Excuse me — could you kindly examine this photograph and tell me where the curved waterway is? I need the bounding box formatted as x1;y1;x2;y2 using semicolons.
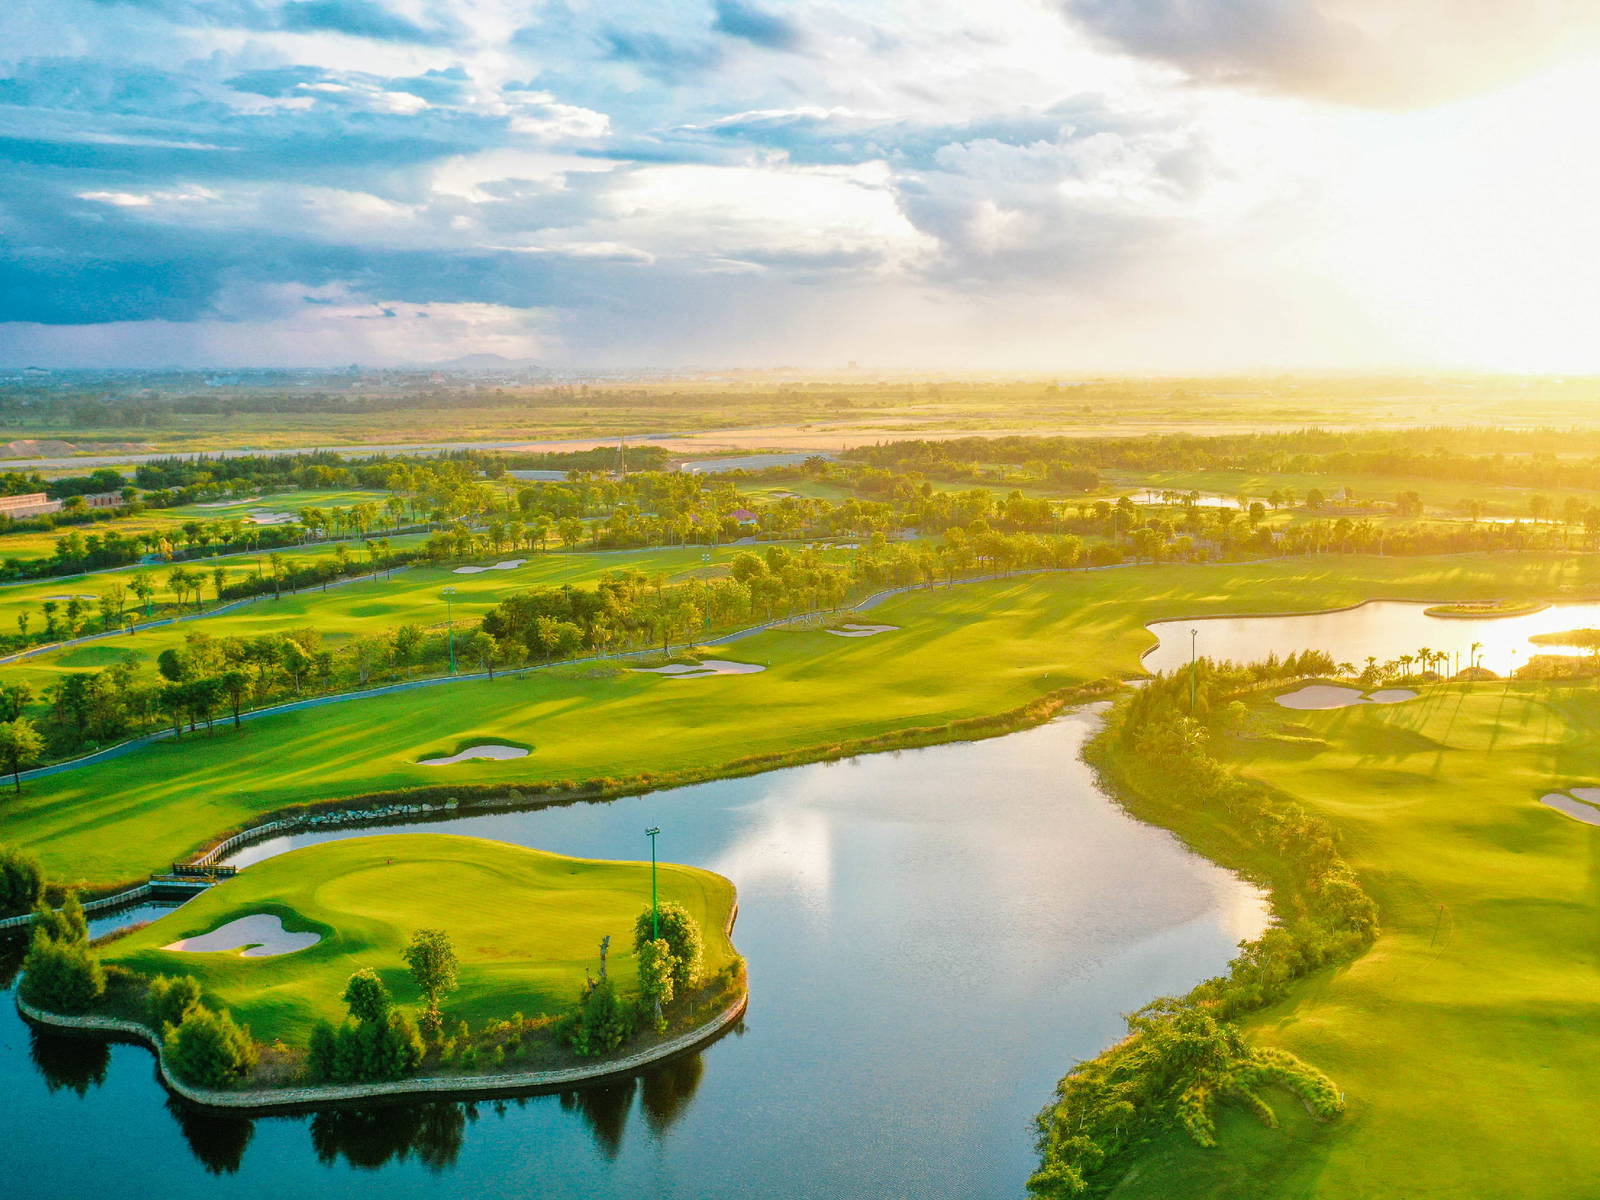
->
0;709;1266;1198
1146;599;1600;677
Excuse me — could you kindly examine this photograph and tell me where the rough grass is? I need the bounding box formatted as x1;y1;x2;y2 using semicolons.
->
1108;681;1600;1199
105;833;738;1044
14;551;1600;886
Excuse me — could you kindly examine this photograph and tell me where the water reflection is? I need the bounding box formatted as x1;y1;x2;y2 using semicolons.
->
640;1052;707;1137
29;1029;110;1096
1147;600;1600;676
169;1101;254;1174
560;1080;635;1159
309;1102;470;1171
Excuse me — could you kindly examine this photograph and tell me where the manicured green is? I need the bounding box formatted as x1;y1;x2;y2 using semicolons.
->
1109;681;1600;1199
14;551;1600;885
107;833;737;1043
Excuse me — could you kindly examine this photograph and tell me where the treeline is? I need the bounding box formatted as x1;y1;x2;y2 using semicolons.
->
845;430;1600;494
1030;658;1377;1197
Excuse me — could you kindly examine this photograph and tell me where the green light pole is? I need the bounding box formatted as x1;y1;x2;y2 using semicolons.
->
646;826;661;939
442;586;458;674
1190;628;1199;712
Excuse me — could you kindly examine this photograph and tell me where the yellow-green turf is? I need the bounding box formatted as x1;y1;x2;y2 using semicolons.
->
106;833;737;1044
1109;681;1600;1199
0;542;849;700
13;550;1600;886
0;489;397;565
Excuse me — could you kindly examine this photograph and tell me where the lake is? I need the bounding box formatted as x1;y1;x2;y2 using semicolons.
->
1146;599;1600;677
1;709;1265;1199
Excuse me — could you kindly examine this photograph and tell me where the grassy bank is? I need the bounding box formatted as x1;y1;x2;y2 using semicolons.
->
1106;681;1600;1198
105;833;739;1045
13;551;1600;885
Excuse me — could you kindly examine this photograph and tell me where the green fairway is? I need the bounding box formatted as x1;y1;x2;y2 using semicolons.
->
0;541;847;699
1109;682;1600;1199
14;551;1600;886
106;833;738;1044
0;488;399;565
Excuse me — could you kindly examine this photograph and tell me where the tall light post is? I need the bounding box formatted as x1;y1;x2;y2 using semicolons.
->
645;826;661;939
442;586;458;674
1190;628;1199;712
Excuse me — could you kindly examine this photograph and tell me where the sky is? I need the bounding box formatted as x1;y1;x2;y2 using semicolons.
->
2;0;1599;371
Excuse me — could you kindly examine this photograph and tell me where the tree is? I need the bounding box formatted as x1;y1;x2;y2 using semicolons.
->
0;843;43;915
636;938;676;1031
633;901;703;994
0;682;32;722
164;1005;257;1088
20;934;105;1014
0;718;44;794
402;928;459;1031
342;968;392;1026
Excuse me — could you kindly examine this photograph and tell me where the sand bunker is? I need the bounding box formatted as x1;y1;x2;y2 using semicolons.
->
163;913;320;957
419;743;530;766
452;559;527;574
1540;794;1600;826
246;510;295;525
632;659;766;679
195;497;260;508
1275;685;1419;710
44;593;97;600
826;623;898;638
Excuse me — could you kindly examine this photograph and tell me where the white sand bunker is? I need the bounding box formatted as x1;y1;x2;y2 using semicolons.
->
633;659;766;679
1275;685;1419;710
1540;793;1600;826
826;623;899;638
452;559;527;575
163;914;320;958
247;510;295;525
419;743;530;766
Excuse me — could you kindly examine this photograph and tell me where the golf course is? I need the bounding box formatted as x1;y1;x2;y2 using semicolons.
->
11;551;1600;886
1103;680;1600;1197
106;834;740;1044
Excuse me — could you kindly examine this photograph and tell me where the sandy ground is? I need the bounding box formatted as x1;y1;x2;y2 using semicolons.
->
163;913;321;957
825;623;898;638
419;744;530;765
1275;685;1419;710
632;659;765;678
452;559;527;575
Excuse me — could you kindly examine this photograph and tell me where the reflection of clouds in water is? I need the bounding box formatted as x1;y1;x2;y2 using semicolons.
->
706;796;834;921
1149;600;1600;676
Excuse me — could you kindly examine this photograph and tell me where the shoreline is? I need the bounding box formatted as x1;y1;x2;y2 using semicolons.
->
17;988;749;1114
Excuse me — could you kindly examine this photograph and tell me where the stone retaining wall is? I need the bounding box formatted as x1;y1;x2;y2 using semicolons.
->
17;988;748;1112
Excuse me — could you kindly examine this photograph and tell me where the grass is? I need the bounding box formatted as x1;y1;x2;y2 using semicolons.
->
0;542;835;701
1108;680;1600;1199
0;489;397;565
104;833;738;1044
16;551;1600;886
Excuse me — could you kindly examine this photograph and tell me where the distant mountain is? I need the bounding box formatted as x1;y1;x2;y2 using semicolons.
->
421;353;547;371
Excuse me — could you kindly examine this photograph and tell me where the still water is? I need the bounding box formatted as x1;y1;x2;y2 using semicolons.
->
1;710;1265;1199
1146;600;1600;677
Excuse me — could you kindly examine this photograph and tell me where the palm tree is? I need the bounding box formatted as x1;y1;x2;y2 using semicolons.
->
1470;641;1484;670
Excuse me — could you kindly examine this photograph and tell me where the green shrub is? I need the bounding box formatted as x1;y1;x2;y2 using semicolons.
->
0;844;43;916
164;1005;257;1089
558;978;637;1057
19;933;105;1014
147;974;204;1030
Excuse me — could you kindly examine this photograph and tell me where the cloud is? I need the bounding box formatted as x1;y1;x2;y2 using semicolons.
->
278;0;445;42
711;0;806;51
1058;0;1600;109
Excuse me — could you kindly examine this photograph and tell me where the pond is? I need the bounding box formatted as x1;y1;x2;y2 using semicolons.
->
1145;600;1600;677
1;709;1266;1199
